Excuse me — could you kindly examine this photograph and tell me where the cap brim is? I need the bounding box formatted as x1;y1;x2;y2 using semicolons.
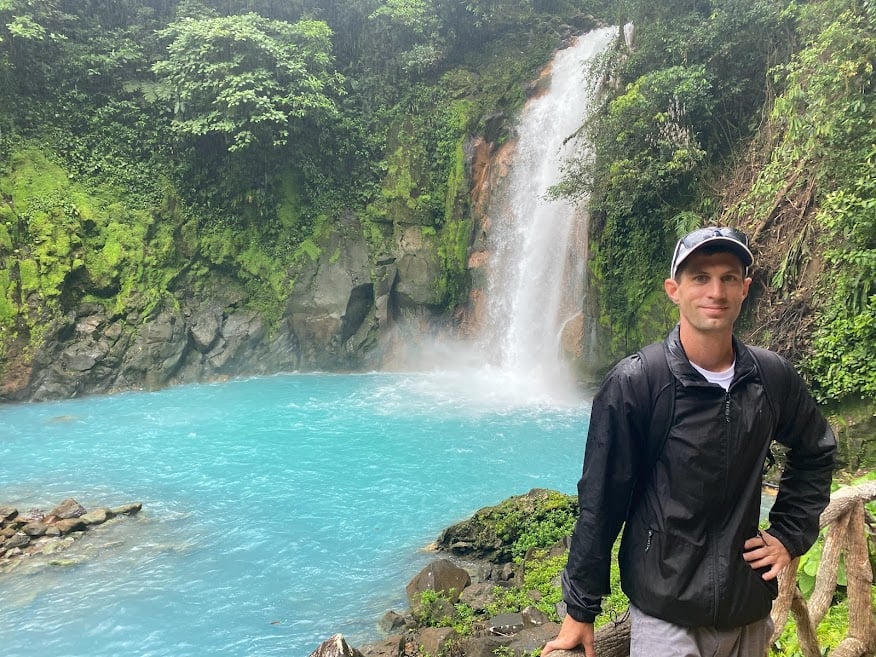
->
671;236;754;278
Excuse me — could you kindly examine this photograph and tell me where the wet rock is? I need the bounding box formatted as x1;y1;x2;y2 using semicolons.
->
287;212;374;370
22;521;48;536
378;611;407;633
52;517;87;534
34;536;70;556
393;226;442;309
189;310;221;352
437;489;577;563
111;502;142;516
459;635;513;657
48;498;86;520
80;508;112;525
4;532;30;550
489;612;524;636
508;623;564;652
0;506;19;523
521;605;549;627
308;634;364;657
1;499;142;569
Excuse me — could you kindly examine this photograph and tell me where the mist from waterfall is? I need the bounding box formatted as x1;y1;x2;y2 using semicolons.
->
475;27;616;394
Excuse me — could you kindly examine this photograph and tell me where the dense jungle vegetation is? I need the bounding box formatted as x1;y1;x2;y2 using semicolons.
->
0;0;873;414
561;0;876;415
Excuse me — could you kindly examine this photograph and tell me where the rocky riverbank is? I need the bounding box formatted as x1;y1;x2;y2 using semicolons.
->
307;489;614;657
0;498;142;572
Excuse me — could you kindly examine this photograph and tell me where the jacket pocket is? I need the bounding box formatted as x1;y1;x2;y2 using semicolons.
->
619;524;714;626
719;552;778;627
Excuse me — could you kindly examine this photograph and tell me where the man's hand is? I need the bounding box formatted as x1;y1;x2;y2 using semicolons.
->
542;614;595;657
743;529;791;581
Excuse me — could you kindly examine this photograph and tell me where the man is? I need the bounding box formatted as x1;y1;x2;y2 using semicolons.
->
543;227;836;657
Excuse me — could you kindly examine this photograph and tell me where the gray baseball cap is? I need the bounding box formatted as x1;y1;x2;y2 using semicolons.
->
670;227;753;279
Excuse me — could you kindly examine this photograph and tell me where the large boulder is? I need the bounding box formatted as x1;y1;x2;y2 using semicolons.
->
405;558;472;608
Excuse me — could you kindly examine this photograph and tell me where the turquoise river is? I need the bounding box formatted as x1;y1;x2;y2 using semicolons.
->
0;371;591;657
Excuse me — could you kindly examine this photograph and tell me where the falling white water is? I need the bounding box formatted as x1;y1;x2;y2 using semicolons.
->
384;28;616;407
478;27;617;389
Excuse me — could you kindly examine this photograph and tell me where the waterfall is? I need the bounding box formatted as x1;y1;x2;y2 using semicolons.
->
476;27;616;390
382;28;617;407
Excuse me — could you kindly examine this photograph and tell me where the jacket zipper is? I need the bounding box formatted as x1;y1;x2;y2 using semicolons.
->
713;390;733;623
645;529;652;552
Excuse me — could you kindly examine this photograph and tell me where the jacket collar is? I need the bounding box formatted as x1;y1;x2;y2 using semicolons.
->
664;324;758;387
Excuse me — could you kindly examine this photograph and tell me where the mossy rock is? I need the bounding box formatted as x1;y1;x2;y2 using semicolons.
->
435;488;576;563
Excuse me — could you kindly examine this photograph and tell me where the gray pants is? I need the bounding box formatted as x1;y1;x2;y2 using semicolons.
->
629;606;774;657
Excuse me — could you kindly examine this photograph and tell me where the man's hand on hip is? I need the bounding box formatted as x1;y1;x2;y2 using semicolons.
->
743;529;791;581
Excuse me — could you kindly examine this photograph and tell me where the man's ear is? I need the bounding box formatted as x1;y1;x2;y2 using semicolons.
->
742;276;752;300
664;277;680;304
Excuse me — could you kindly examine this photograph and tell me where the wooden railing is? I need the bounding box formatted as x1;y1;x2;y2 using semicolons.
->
584;482;876;657
769;481;876;657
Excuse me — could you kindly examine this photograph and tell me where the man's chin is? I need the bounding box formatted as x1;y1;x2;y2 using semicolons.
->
691;318;734;333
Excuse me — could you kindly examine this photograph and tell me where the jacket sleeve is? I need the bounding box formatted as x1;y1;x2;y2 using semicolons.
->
767;358;836;558
562;356;647;623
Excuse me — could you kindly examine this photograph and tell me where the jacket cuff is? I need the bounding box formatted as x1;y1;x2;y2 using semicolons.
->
561;569;602;624
766;526;802;558
565;603;599;624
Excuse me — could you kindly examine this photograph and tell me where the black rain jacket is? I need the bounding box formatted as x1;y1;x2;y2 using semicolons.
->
562;325;836;629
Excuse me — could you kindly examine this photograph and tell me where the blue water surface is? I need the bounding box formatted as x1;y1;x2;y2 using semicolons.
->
0;371;591;657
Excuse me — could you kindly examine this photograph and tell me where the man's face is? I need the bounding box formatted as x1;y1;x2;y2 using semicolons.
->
664;250;751;335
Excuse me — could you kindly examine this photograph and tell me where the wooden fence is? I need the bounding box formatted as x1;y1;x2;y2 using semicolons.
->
769;481;876;657
586;482;876;657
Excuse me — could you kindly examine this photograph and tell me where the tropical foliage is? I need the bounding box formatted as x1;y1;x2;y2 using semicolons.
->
554;0;876;406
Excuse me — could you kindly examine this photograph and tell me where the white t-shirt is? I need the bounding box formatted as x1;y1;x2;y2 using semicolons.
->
691;360;735;390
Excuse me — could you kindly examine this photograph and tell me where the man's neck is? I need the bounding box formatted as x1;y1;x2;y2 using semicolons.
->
678;325;735;372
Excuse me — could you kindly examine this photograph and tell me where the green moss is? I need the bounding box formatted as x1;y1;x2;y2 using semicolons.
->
0;221;12;250
0;145;191;359
380;125;433;225
0;268;15;328
276;175;303;231
443;138;468;225
435;217;472;308
296;238;321;262
200;225;241;266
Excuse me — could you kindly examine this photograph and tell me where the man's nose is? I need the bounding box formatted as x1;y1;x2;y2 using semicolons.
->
707;279;726;298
